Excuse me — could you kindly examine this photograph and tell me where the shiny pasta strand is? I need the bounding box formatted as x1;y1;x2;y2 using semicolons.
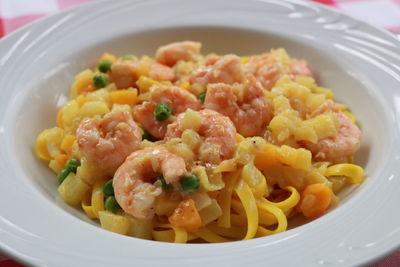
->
256;199;288;236
234;179;259;240
193;227;230;243
217;171;240;228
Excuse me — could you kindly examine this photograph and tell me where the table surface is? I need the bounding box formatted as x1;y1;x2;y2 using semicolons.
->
0;0;399;266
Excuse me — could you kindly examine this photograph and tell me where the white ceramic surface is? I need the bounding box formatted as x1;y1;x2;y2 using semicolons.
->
0;0;400;266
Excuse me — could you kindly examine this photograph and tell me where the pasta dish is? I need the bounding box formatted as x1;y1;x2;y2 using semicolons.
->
35;41;363;243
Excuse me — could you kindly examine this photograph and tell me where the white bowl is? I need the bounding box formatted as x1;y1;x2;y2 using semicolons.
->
1;0;400;266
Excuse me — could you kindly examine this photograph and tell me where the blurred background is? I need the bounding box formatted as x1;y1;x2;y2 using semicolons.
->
0;0;399;37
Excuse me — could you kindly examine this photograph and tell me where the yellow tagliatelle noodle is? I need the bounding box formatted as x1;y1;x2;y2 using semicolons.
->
155;224;188;243
194;227;230;243
234;179;259;240
263;186;300;210
325;163;364;184
35;44;365;243
217;171;240;228
256;199;288;236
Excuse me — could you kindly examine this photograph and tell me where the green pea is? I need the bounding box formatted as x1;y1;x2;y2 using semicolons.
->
154;103;172;121
57;169;71;184
142;128;153;141
198;92;206;103
97;60;113;73
102;179;114;196
121;55;136;61
93;73;109;89
104;196;121;212
156;175;171;191
180;173;200;192
65;158;80;173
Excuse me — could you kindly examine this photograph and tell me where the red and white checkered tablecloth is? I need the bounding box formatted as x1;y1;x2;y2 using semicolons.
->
0;0;399;37
0;0;399;266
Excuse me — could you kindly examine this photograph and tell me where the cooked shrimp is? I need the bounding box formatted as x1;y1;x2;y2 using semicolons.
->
113;146;187;219
204;74;273;137
165;109;236;164
189;54;245;86
155;41;201;67
243;53;312;90
133;85;200;139
302;100;361;160
76;109;143;172
110;60;174;89
148;62;175;82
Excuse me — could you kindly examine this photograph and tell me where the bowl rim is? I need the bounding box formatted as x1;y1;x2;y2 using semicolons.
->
0;0;400;266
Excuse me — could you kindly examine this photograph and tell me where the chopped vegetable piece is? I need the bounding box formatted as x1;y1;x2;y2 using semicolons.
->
65;158;80;173
168;198;202;231
110;89;138;106
299;183;332;219
102;179;114;196
93;73;109;89
156;175;171;191
105;196;121;212
198;92;206;103
97;60;113;73
154;103;172;121
57;169;71;184
180;174;199;192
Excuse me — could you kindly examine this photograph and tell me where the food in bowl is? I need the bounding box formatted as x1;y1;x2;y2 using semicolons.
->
35;41;363;243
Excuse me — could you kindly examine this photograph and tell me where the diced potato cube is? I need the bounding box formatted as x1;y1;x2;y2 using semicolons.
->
99;211;131;235
308;113;339;139
293;125;318;143
191;192;212;211
181;129;201;150
155;193;180;216
190;83;205;96
166;140;195;165
283;82;310;102
295;75;315;89
179;109;202;132
198;199;222;225
136;76;162;93
270;48;290;65
70;69;94;98
79;101;110;118
62;100;80;132
58;172;90;206
277;145;311;171
306;93;326;111
274;75;292;88
273;95;292;114
76;157;104;186
315;86;334;99
87;88;110;103
49;159;64;173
